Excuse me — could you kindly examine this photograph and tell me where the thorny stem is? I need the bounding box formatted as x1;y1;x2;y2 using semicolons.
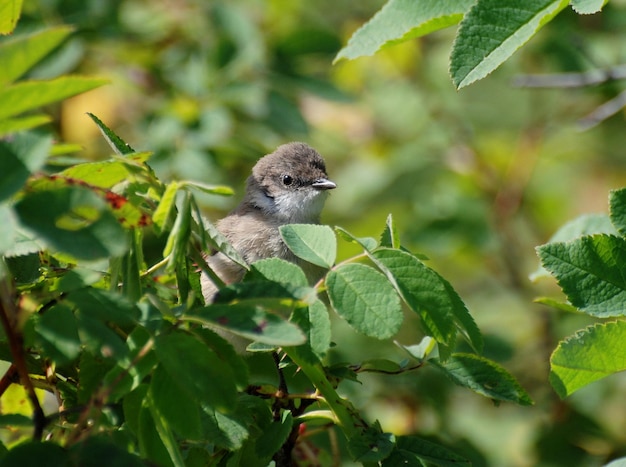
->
0;276;46;440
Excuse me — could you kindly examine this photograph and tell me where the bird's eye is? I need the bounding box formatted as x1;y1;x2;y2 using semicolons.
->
282;175;293;186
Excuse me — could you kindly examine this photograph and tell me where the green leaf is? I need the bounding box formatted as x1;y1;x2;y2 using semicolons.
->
538;234;626;317
371;248;483;353
380;213;400;249
335;226;378;251
334;0;473;62
246;258;308;287
180;180;234;196
0;26;74;86
530;213;616;281
152;182;178;234
35;303;81;366
197;215;248;270
0;0;22;35
571;0;608;14
104;327;158;402
186;304;306;346
450;0;569;89
0;441;69;467
326;263;403;339
0;77;109;121
76;313;128;360
610;188;626;237
154;330;238;411
67;288;140;328
86;112;134;155
0;204;17;255
59;160;133;189
280;224;336;268
0;115;52;136
15;186;129;260
431;353;533;405
288;299;332;362
69;436;145;467
201;403;250;450
255;411;293;458
138;402;175;467
383;436;470;467
0;132;52;202
214;280;314;307
550;321;626;398
149;365;202;440
347;427;395;462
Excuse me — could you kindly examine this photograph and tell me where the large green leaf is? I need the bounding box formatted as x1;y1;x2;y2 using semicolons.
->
371;248;482;353
335;0;474;62
0;76;109;121
154;330;238;411
0;132;52;202
538;234;626;317
550;321;626;398
0;26;74;86
280;224;336;268
609;188;626;237
431;353;533;405
35;303;81;366
450;0;569;89
15;186;129;260
0;115;52;137
326;263;403;339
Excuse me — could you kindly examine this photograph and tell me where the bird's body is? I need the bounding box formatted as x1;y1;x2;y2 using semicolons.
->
201;142;335;303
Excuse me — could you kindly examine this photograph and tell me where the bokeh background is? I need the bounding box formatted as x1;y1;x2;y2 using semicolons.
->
14;0;626;465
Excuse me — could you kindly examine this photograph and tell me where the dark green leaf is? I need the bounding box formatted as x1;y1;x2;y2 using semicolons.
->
67;288;140;327
35;303;81;366
149;365;202;440
288;299;331;362
348;427;395;462
0;441;70;467
538;234;626;317
380;214;400;249
69;436;145;467
255;411;293;458
280;224;336;268
138;403;173;467
187;304;306;346
326;263;403;339
201;403;249;450
431;353;533;405
154;330;237;411
15;187;129;260
0;132;51;202
383;436;470;467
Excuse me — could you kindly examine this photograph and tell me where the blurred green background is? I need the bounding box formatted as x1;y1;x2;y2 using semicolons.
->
13;0;626;465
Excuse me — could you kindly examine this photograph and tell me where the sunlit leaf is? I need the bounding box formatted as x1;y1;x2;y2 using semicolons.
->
334;0;473;62
550;321;626;398
450;0;569;89
0;77;109;120
0;26;73;86
538;234;626;317
570;0;608;14
280;224;336;268
0;0;22;35
87;112;134;155
326;263;403;339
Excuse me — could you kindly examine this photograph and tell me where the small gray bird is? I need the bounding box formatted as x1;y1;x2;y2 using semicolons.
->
201;142;336;303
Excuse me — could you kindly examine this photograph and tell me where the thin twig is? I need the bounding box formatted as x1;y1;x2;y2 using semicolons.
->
513;64;626;88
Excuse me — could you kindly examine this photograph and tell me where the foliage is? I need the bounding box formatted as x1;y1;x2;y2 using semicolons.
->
336;0;608;89
536;188;626;398
0;9;534;467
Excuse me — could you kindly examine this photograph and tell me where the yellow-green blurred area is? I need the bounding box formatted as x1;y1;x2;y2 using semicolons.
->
13;0;626;465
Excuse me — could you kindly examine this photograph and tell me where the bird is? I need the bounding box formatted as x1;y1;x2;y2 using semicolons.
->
201;142;336;303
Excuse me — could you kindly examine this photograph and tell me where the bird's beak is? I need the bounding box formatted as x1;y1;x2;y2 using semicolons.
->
312;178;337;190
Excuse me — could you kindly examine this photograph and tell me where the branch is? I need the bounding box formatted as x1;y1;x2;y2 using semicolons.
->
513;64;626;88
577;90;626;131
0;275;46;440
